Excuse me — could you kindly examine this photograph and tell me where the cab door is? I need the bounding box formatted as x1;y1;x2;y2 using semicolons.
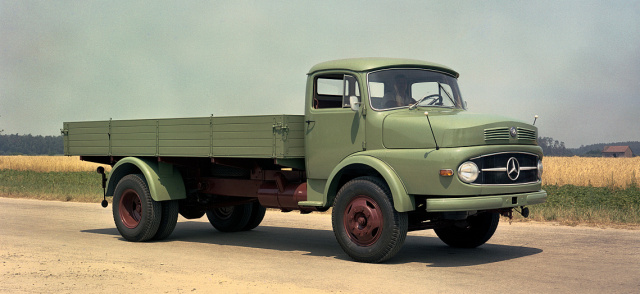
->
304;72;365;179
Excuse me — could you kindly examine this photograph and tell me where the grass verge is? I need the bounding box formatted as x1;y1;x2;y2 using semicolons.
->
508;184;640;227
2;170;639;228
0;170;104;202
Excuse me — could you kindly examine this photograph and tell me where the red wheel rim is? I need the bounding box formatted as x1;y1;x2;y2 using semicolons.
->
343;195;384;246
119;188;142;229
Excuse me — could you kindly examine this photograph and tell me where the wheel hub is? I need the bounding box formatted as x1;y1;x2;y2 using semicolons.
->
119;189;142;229
343;195;383;246
357;215;367;227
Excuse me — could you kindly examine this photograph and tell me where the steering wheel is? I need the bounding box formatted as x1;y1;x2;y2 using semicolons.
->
421;94;442;106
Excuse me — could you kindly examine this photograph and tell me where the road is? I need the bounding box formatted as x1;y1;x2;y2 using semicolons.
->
1;197;639;293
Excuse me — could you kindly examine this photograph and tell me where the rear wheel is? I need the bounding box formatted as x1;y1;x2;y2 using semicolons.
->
152;200;179;240
242;202;266;231
434;212;500;248
206;203;253;232
113;174;161;242
178;204;206;219
332;176;408;263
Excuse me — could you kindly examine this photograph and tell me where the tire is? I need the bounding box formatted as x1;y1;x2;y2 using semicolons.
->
178;204;206;219
331;176;408;263
206;203;253;232
434;212;500;248
112;174;162;242
152;200;179;240
241;202;266;231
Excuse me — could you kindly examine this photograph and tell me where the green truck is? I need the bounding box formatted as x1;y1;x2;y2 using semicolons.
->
63;58;546;263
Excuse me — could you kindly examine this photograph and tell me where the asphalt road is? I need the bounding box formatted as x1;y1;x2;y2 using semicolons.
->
1;197;639;293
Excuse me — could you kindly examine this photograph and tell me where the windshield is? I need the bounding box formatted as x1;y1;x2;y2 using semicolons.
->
367;69;465;111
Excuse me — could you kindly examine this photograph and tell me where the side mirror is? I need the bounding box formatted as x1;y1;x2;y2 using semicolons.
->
350;96;360;111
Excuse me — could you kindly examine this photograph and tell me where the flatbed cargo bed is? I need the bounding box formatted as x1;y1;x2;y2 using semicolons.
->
63;114;305;159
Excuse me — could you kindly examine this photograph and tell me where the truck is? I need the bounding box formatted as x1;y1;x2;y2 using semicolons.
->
62;58;546;263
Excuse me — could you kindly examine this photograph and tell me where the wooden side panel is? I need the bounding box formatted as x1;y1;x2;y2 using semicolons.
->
64;121;110;156
274;115;305;158
212;115;277;157
63;115;306;159
158;117;211;157
110;120;156;156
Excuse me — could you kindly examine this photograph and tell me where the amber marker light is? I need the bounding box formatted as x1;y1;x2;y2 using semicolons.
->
440;169;454;177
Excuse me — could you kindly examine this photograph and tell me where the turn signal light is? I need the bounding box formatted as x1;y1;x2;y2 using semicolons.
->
439;169;454;177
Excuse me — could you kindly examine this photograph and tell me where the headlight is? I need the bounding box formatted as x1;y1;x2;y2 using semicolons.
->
458;161;479;183
537;159;543;180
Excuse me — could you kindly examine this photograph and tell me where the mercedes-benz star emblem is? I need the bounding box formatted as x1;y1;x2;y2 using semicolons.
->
510;127;517;138
507;157;520;181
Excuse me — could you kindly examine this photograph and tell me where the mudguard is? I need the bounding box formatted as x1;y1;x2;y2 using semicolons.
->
325;154;415;212
105;157;186;201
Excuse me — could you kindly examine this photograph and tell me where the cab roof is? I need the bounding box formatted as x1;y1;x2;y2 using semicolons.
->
308;57;459;78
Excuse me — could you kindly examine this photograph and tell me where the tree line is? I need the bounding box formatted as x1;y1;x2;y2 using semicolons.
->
538;137;639;157
0;134;64;155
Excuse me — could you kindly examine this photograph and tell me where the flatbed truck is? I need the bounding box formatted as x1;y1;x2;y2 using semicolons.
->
63;58;546;262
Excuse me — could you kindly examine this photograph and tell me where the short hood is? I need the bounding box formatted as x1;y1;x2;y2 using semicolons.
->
382;110;538;149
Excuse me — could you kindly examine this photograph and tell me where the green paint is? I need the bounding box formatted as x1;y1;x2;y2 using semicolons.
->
65;58;545;213
105;157;186;201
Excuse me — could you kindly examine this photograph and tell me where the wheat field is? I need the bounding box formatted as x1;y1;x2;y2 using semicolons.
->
1;155;639;187
0;156;110;172
542;157;640;188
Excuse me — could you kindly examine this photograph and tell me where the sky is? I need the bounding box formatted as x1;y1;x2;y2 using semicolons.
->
1;0;639;148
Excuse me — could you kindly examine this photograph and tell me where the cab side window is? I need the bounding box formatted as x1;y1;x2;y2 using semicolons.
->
314;74;360;109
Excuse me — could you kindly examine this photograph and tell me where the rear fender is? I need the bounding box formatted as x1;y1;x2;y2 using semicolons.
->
106;157;186;201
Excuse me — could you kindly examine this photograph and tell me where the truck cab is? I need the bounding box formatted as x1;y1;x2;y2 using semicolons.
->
304;58;544;210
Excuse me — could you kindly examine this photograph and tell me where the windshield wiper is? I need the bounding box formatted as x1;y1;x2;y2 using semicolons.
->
438;83;456;106
409;95;429;110
409;82;456;110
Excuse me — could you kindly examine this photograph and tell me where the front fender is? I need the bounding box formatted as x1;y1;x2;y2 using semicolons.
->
325;154;415;212
106;157;186;201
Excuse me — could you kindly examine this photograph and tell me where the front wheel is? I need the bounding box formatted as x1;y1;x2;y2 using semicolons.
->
434;212;500;248
112;174;162;242
331;176;408;263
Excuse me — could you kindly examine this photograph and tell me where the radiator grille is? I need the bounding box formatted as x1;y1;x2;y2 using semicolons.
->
469;152;540;185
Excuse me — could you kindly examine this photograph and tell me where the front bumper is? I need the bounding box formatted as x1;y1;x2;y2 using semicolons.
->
425;190;547;212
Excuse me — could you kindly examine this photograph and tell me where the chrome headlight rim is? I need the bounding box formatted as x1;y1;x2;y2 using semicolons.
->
537;159;543;180
458;161;479;183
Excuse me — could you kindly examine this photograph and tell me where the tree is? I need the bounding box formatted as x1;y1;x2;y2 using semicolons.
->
537;136;572;156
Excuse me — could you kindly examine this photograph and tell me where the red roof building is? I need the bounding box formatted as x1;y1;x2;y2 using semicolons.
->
602;146;633;158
